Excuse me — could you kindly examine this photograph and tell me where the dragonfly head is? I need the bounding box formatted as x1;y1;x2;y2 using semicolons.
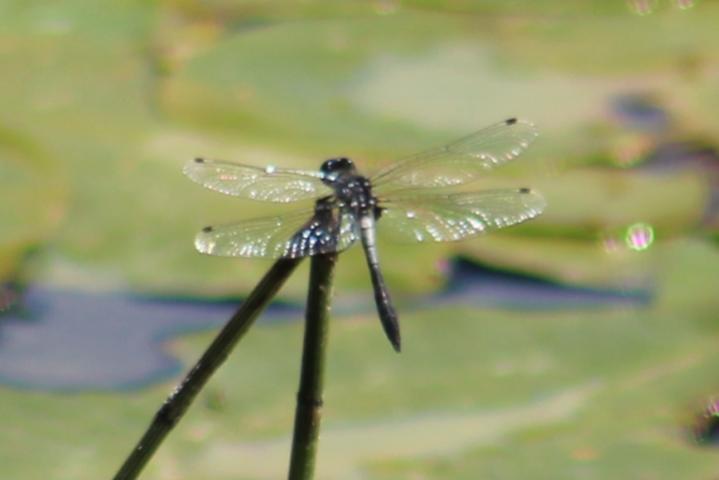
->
320;157;356;182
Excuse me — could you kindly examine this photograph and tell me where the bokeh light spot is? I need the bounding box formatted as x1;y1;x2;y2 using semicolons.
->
611;135;653;168
693;396;719;445
602;234;622;254
625;223;655;251
373;0;398;15
628;0;658;15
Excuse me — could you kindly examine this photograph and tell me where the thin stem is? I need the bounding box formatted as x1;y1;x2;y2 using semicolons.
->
114;257;303;480
287;253;337;480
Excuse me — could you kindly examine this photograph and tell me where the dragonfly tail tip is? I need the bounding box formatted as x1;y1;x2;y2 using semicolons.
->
390;335;402;353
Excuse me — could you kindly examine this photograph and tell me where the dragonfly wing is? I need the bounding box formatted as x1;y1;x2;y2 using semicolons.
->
371;119;538;195
195;206;359;258
184;158;331;202
378;188;546;243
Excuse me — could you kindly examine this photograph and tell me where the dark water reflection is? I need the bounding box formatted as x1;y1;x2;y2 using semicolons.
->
0;260;650;392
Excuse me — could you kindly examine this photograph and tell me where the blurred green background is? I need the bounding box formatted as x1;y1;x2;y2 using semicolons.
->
2;0;719;478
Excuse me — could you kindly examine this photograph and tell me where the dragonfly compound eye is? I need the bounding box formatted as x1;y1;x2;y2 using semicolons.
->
320;157;355;176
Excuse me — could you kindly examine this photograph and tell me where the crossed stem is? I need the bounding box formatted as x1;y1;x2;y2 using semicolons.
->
113;255;335;480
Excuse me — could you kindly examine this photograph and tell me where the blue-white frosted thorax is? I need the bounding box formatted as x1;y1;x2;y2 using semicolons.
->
320;157;377;213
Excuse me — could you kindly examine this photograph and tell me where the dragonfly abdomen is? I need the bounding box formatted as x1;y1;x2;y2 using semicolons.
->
358;214;401;352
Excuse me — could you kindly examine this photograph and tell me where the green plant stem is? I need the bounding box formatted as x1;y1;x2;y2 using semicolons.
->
287;253;337;480
113;257;303;480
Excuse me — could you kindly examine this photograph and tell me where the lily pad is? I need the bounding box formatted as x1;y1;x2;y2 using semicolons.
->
0;127;66;281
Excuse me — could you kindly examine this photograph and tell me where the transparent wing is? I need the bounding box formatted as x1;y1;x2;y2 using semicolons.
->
371;119;538;195
183;158;331;203
378;188;546;243
194;206;359;258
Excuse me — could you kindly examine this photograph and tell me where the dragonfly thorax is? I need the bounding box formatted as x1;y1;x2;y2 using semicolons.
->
321;157;377;213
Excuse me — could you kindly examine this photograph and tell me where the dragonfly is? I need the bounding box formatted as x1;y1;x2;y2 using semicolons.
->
184;118;546;352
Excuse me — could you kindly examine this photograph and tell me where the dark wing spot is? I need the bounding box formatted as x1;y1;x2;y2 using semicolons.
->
519;187;531;194
194;157;205;163
505;117;518;125
202;226;213;233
